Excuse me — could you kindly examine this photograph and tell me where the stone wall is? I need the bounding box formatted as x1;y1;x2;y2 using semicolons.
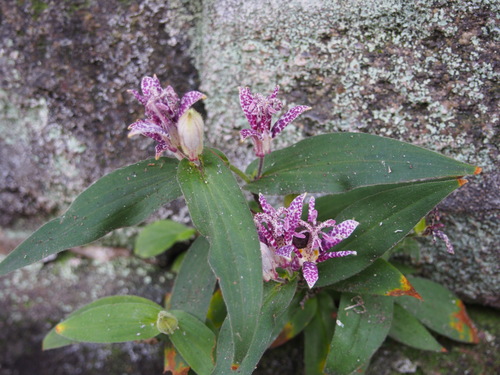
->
0;0;498;305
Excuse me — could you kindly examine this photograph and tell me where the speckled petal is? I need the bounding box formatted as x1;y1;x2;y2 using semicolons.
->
286;194;306;228
141;76;162;97
433;230;455;254
317;250;357;263
323;219;359;248
129;89;148;106
271;105;311;137
258;194;276;216
302;261;319;289
240;128;261;140
239;87;257;128
154;141;171;159
308;196;318;225
178;91;206;119
128;120;167;137
267;85;280;100
276;245;295;259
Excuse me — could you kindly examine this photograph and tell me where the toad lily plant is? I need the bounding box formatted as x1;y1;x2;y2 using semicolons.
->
0;76;481;375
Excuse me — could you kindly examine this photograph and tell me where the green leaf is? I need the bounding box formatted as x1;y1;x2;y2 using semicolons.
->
325;293;393;375
170;236;217;321
395;277;479;343
134;220;196;258
169;310;216;375
245;133;477;195
330;258;422;299
177;149;263;365
43;295;162;350
315;179;462;287
389;303;445;352
54;296;163;343
211;280;298;375
304;292;336;375
272;292;318;348
206;289;227;331
237;280;298;373
0;158;181;276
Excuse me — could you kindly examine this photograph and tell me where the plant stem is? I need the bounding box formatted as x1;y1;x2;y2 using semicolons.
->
229;163;251;184
256;156;265;180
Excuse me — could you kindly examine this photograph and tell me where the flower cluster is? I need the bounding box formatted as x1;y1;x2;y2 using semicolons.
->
128;75;206;162
254;194;359;288
239;86;310;157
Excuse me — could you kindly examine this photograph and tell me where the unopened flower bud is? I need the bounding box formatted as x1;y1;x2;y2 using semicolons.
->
156;310;178;335
178;109;204;162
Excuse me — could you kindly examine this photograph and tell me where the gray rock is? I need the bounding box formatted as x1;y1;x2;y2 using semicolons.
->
0;0;498;372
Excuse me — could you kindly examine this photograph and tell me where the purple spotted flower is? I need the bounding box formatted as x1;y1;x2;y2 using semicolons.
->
424;210;454;254
128;75;206;160
239;86;311;157
254;194;359;288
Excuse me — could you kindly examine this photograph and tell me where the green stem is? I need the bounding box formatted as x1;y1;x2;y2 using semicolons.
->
256;156;265;180
229;163;251;184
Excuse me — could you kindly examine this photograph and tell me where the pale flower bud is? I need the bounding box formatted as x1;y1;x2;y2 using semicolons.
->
178;109;204;162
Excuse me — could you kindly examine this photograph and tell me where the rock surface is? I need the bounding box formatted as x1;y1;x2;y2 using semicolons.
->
0;0;498;373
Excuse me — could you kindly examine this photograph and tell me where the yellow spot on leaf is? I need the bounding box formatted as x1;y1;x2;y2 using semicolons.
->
474;167;482;175
54;324;66;334
449;300;479;343
164;346;190;375
385;275;423;300
457;178;468;187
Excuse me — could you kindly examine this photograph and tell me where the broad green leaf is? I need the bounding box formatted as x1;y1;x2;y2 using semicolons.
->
164;341;190;375
43;295;161;350
245;133;478;194
330;258;422;299
304;292;336;375
211;318;234;375
206;289;227;331
0;158;181;276
325;293;393;375
315;179;462;287
314;181;417;220
54;296;163;343
169;310;216;375
211;280;298;375
382;237;422;261
170;236;217;321
395;277;479;343
134;220;196;258
237;280;298;374
272;292;318;348
389;303;445;352
177;149;263;365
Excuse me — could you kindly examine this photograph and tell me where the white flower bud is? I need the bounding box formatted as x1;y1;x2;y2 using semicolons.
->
178;109;204;162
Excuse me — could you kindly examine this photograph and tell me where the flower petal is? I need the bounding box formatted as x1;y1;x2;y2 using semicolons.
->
141;75;162;97
128;120;167;137
258;193;276;216
271;105;311;137
240;128;261;140
308;196;318;225
323;219;359;249
317;250;357;263
267;85;280;100
239;87;257;128
302;261;319;288
178;91;206;119
276;245;295;259
433;230;455;254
